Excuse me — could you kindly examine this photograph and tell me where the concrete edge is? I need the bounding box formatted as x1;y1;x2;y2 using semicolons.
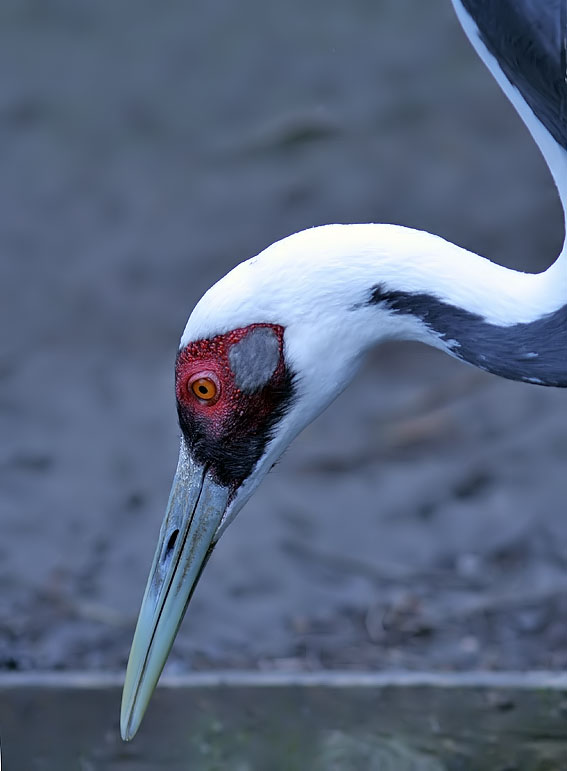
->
1;670;567;690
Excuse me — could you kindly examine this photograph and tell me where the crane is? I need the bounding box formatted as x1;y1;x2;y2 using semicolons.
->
121;0;567;740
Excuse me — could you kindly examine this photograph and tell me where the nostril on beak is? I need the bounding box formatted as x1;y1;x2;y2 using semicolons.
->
162;529;179;562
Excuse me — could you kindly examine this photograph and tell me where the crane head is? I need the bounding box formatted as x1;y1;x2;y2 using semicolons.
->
120;322;303;739
120;223;429;740
176;323;294;494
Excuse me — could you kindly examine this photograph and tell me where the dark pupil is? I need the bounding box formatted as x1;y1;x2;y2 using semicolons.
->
198;385;208;394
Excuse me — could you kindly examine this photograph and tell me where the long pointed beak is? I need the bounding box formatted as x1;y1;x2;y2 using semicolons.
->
120;440;230;741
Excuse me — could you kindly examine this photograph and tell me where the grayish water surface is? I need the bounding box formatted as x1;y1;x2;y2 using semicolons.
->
3;673;567;770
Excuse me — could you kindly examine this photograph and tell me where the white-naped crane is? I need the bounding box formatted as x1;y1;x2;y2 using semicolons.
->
121;0;567;740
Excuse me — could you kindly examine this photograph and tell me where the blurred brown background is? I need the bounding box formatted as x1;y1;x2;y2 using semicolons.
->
1;0;565;675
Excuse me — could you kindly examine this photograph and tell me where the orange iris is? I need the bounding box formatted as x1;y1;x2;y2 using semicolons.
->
190;377;218;402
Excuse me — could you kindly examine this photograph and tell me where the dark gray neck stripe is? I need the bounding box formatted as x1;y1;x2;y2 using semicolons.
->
459;0;567;151
369;284;567;387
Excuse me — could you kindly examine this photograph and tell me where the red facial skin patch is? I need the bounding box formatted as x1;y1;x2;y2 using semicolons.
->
175;324;294;488
176;324;285;435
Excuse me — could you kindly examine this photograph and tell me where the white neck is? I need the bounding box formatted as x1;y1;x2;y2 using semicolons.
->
186;222;564;335
183;223;567;390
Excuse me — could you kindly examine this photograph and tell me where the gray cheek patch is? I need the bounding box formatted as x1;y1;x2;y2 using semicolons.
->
228;327;280;392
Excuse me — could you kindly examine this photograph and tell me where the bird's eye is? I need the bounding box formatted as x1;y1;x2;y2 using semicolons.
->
189;376;218;403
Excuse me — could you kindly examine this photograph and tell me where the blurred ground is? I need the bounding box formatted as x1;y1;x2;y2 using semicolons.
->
0;0;566;676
